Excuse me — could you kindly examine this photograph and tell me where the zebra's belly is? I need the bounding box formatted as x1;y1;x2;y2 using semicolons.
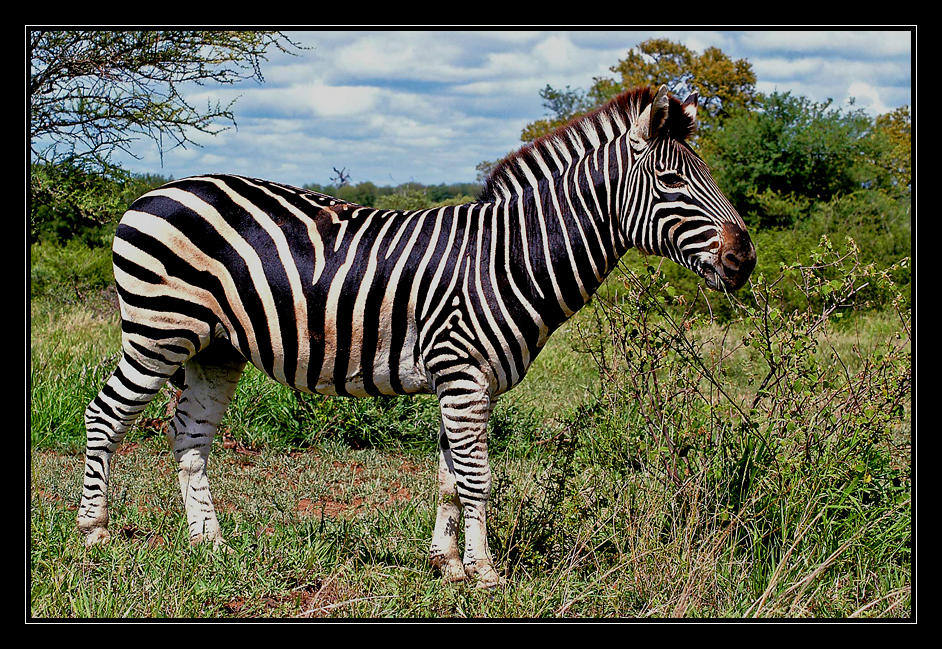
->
226;319;432;398
306;345;432;398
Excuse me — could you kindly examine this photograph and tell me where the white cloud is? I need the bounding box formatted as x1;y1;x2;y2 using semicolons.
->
106;29;911;188
532;34;584;69
846;81;891;115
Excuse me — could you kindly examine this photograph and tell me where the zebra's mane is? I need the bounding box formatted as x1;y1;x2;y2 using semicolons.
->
479;86;697;202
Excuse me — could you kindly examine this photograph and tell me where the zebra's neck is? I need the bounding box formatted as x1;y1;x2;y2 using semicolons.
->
478;134;632;335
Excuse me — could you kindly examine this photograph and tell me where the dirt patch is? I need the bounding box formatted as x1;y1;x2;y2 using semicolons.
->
213;499;237;514
385;481;412;506
115;441;140;456
222;596;248;615
332;459;365;475
396;459;423;475
136;418;169;438
221;433;260;456
32;486;77;510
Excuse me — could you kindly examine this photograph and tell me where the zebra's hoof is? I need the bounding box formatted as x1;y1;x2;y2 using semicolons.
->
189;533;231;552
466;562;505;589
442;559;469;583
431;552;467;583
474;573;505;590
83;527;111;548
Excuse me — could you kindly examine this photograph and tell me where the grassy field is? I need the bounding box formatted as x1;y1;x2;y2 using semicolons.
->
29;238;912;619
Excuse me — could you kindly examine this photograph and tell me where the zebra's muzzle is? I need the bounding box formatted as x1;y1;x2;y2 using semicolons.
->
712;222;756;291
695;222;756;292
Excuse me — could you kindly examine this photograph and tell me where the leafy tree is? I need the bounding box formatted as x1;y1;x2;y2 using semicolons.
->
373;186;434;211
302;180;480;209
593;39;757;126
520;38;757;142
30;163;171;245
475;159;499;185
700;92;877;228
519;85;593;142
868;105;911;197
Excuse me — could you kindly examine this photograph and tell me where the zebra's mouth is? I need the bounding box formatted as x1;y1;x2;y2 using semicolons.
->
702;267;725;291
691;257;729;292
693;242;755;292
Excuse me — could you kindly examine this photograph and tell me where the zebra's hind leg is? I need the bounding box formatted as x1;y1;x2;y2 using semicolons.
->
168;343;245;548
434;385;503;588
429;422;466;583
78;350;181;547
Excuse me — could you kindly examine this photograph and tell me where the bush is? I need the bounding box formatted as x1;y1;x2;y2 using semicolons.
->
30;239;114;302
219;368;441;452
597;188;910;325
30;163;171;245
701;92;881;228
487;240;910;614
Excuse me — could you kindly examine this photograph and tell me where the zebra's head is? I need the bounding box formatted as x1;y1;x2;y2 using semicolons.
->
623;85;756;291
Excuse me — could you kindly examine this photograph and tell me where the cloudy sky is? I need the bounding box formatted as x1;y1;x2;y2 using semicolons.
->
110;29;913;189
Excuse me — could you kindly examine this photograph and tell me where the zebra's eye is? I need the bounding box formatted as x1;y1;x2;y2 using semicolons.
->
658;172;686;189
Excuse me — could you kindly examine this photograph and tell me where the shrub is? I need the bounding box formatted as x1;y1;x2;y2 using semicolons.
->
30;163;171;245
30;239;114;302
220;369;441;452
701;92;877;228
487;238;910;615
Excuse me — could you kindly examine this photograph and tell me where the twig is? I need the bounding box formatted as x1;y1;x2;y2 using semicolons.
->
298;594;396;617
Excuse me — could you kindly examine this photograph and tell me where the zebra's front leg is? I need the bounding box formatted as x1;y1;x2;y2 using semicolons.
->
169;347;245;548
434;387;503;588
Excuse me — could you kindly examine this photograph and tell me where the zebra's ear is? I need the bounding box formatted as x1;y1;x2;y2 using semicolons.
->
631;84;671;144
649;84;670;135
682;92;699;122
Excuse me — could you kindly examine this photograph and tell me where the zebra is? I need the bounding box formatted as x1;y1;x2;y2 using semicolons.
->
77;84;756;588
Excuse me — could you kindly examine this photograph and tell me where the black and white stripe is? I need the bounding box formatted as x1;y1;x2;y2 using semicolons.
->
77;85;755;586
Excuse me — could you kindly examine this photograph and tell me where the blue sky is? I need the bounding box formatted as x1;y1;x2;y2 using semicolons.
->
110;29;913;189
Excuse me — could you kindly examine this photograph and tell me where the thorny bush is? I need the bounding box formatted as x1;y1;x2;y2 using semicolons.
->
488;236;910;614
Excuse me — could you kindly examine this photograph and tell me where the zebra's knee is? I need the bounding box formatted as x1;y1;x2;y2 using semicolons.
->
174;443;210;477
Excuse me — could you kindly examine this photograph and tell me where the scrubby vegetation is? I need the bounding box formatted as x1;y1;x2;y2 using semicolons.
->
29;234;911;617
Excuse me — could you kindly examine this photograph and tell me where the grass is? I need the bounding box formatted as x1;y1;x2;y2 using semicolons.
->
30;426;910;617
29;236;912;619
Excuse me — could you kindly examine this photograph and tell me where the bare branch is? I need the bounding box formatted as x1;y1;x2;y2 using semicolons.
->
30;30;305;171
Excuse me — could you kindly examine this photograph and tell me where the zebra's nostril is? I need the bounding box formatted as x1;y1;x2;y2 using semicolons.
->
723;252;740;270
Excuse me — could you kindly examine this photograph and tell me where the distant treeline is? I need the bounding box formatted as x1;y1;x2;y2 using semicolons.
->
29;166;482;246
301;180;482;209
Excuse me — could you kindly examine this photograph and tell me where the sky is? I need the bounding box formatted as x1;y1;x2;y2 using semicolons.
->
108;29;914;189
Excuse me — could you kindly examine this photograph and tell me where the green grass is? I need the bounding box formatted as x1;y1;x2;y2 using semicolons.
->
31;427;910;617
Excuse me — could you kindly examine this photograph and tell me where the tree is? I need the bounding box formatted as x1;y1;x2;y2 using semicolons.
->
475;159;499;185
30;30;304;172
29;30;303;241
30;164;171;245
519;85;593;142
699;92;876;228
868;105;911;196
520;38;757;142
